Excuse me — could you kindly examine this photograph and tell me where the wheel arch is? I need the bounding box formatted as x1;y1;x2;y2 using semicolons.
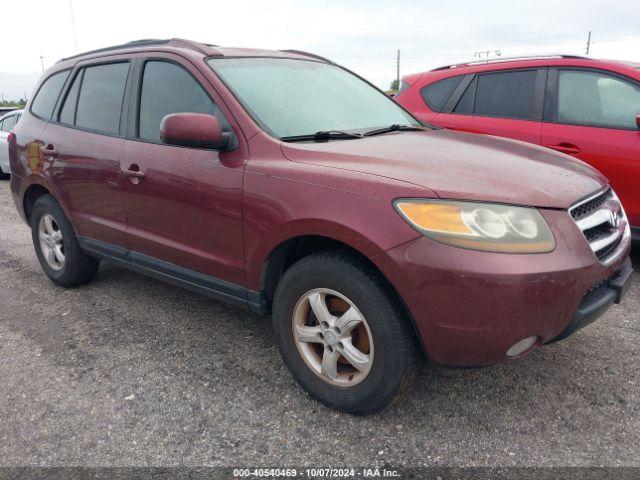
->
19;176;73;226
23;182;53;223
254;232;425;355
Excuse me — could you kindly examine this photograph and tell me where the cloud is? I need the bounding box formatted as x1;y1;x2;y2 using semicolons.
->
0;0;638;98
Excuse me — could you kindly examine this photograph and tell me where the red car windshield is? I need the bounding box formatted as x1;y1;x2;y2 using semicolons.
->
208;57;419;138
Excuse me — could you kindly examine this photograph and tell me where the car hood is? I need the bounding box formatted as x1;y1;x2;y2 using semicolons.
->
280;129;607;209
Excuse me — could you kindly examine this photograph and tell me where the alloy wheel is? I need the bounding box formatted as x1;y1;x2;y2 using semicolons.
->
292;288;374;386
38;213;65;271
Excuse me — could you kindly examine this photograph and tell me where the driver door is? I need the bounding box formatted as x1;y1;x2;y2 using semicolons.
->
118;55;246;284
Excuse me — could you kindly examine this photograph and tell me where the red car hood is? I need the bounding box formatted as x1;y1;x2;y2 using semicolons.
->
280;129;607;209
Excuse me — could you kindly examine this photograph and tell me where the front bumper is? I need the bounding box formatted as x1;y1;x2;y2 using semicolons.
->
548;258;633;343
371;209;632;367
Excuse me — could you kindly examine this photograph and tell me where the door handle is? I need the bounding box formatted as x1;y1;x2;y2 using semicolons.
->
120;169;145;178
40;145;58;157
120;164;145;184
545;143;581;155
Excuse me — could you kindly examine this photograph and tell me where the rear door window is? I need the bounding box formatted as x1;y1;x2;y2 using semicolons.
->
138;61;217;142
556;70;640;129
30;70;70;120
74;62;130;135
454;76;477;114
454;70;537;119
420;76;462;112
59;70;83;125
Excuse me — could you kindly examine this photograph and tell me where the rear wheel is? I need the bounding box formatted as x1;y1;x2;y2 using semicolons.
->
30;195;99;287
272;251;422;415
0;165;8;179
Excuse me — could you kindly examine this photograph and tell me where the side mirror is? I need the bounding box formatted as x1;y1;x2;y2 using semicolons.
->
160;113;228;150
636;113;640;129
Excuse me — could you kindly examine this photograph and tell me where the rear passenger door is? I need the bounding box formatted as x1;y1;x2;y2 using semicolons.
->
118;55;246;285
41;59;131;248
435;68;546;144
11;70;69;180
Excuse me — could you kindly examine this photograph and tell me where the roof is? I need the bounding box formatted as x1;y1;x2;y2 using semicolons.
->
401;54;640;85
56;38;330;65
0;109;23;119
431;54;588;71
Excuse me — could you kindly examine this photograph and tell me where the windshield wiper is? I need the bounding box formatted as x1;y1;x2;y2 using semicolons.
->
280;130;363;142
363;124;428;137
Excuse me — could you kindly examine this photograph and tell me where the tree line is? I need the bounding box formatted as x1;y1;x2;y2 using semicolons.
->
1;99;28;108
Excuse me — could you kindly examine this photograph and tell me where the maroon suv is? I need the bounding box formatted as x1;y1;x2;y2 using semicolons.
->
9;39;633;414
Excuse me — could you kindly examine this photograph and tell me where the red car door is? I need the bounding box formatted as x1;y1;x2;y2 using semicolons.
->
118;55;246;284
541;68;640;229
434;69;545;144
20;64;130;248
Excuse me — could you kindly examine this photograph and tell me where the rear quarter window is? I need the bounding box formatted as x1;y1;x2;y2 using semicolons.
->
30;70;70;120
419;76;462;112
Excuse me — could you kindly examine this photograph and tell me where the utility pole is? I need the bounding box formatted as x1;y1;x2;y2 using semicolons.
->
69;0;79;53
40;56;45;72
586;31;592;55
396;49;400;90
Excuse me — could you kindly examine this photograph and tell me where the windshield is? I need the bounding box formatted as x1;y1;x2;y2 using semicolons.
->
208;57;420;138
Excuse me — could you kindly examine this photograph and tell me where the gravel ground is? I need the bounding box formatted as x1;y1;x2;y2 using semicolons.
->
0;180;639;468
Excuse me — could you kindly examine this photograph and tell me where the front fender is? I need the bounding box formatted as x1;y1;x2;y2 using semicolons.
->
244;216;420;290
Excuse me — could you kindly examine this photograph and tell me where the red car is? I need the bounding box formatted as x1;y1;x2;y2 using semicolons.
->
396;55;640;241
9;41;632;414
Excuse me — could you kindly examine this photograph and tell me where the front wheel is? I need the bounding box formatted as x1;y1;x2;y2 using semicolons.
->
272;251;423;415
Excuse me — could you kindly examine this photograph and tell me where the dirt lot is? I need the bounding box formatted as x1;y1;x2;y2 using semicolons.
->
0;180;639;467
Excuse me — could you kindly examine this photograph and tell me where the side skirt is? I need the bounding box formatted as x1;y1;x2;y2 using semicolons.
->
78;237;267;315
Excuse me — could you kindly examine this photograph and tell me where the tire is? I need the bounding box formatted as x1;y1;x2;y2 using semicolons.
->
0;166;8;180
30;195;99;287
272;250;423;415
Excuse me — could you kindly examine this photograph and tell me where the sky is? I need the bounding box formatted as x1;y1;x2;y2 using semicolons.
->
1;0;639;100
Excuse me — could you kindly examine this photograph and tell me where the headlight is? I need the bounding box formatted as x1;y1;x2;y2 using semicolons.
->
394;199;556;253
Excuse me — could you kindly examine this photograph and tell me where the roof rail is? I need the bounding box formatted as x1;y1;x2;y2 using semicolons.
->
431;54;589;71
280;49;333;63
58;38;219;63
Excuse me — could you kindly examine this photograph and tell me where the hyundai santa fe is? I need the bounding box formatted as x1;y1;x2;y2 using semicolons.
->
9;39;633;414
395;54;640;242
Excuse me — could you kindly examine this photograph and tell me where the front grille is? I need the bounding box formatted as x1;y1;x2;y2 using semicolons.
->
569;188;628;264
570;192;608;221
583;223;610;242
